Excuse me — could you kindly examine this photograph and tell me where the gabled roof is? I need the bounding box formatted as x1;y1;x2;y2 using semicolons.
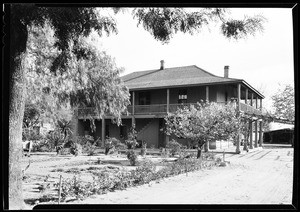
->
121;65;264;98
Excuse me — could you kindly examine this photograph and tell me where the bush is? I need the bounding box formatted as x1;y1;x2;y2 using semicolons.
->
131;159;156;184
31;139;52;152
76;135;97;156
126;150;138;166
125;126;137;149
105;137;122;155
166;139;183;156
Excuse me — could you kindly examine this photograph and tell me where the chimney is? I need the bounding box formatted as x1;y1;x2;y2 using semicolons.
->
224;65;229;78
160;60;165;70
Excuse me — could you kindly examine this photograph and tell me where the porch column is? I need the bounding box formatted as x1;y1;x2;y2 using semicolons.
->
259;98;263;147
166;88;170;144
132;91;135;115
254;120;258;148
205;86;210;150
167;88;170;113
236;83;241;154
251;93;253;106
242;88;249;151
245;88;248;105
256;95;258;109
260;98;263;111
206;86;209;102
249;120;253;149
259;120;263;147
101;117;105;147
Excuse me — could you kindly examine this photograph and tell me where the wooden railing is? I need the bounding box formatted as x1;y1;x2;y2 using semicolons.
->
77;101;262;118
239;102;262;115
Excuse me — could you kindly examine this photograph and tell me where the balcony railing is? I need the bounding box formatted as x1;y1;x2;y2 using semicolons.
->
239;102;262;115
77;102;262;118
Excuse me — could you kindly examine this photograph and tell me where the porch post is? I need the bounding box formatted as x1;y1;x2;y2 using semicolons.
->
249;120;253;149
259;98;263;147
132;91;136;128
167;88;170;113
256;95;258;109
254;120;258;148
236;83;241;154
259;120;263;147
132;91;135;115
101;117;105;147
205;86;210;150
206;86;209;102
251;93;253;106
245;88;248;105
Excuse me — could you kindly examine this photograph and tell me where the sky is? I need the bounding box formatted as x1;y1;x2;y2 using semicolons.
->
91;8;294;111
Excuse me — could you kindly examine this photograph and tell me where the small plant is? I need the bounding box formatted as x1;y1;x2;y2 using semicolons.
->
127;150;138;166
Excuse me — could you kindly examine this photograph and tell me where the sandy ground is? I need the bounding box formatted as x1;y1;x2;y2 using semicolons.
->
22;145;294;209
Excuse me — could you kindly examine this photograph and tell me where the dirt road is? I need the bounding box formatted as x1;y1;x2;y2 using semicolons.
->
70;146;293;205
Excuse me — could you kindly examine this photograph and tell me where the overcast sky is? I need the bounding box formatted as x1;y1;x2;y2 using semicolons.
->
93;8;294;110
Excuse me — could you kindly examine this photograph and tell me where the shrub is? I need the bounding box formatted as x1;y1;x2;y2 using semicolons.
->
166;139;183;156
131;159;156;184
105;137;122;155
76;135;97;156
126;150;138;166
125;126;137;149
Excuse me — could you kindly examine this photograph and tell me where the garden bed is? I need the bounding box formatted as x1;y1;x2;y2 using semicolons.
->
22;150;221;207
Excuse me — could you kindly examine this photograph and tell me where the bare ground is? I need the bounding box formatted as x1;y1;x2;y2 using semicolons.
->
22;145;294;209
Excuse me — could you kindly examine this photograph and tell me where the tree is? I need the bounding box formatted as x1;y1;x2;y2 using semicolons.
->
165;102;240;159
271;84;295;121
6;5;265;209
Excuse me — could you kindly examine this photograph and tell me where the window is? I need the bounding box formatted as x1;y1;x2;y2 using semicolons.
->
178;89;187;104
139;91;151;105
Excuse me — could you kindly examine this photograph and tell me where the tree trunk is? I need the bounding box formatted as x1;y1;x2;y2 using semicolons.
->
196;143;204;159
9;53;27;209
9;9;28;209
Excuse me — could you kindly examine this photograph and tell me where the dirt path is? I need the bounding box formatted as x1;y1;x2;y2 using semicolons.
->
67;147;293;205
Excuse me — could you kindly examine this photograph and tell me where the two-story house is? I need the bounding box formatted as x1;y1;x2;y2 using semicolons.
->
75;60;265;153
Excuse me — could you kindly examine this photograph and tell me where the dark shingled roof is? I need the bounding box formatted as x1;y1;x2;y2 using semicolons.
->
121;65;264;98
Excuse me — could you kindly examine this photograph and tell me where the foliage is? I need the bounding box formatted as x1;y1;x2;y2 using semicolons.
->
125;125;137;149
46;130;65;152
126;150;138;166
166;139;183;156
105;137;122;155
58;152;220;202
165;101;240;150
133;8;266;43
140;140;147;156
131;159;156;184
31;139;52;152
76;135;98;155
271;84;295;121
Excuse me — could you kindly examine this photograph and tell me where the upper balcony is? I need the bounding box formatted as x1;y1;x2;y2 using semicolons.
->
77;101;262;119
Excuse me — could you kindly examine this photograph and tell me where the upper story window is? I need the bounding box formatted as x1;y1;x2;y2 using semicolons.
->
139;91;151;105
178;89;187;104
